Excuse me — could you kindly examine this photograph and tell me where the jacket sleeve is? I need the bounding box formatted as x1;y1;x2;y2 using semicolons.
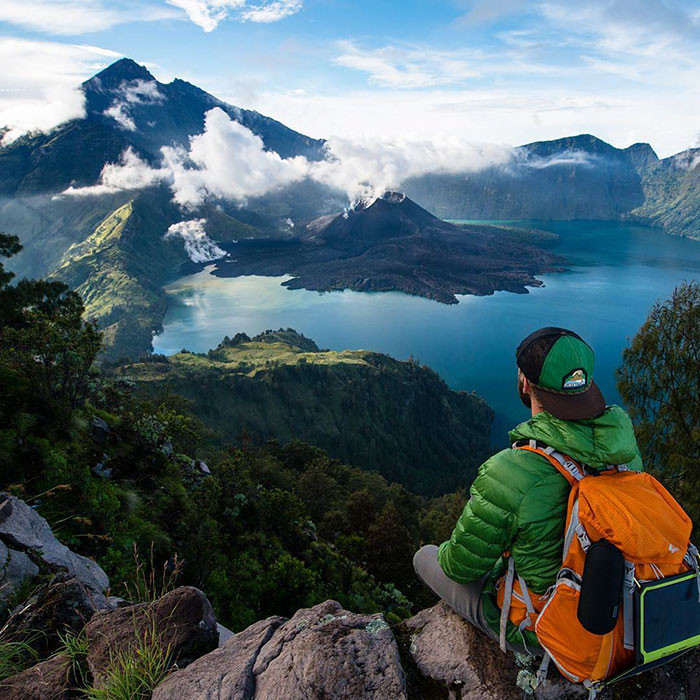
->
437;452;521;583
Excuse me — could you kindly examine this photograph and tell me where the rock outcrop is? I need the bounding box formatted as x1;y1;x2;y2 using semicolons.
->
153;600;407;700
0;654;72;700
0;493;109;610
397;602;586;700
152;599;700;700
86;586;218;688
1;574;101;654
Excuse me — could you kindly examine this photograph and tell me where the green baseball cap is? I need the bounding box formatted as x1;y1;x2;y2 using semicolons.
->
516;327;606;420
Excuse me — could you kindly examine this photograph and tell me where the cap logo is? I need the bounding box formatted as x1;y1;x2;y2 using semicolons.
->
562;368;587;390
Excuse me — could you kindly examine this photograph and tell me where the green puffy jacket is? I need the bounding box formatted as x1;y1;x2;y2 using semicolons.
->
438;405;642;650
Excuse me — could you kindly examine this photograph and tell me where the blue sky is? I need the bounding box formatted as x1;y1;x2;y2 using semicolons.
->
1;0;699;156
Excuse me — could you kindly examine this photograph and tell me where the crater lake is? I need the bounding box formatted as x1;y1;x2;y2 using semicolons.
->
153;221;700;443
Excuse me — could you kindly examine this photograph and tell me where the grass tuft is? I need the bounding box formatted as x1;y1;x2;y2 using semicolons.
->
0;639;39;681
85;620;174;700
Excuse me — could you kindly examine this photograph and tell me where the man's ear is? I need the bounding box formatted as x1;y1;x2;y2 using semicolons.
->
521;374;530;393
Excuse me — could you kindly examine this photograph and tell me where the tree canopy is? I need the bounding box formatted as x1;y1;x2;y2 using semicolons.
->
617;281;700;527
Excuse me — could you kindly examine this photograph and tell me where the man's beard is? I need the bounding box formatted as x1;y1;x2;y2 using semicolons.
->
519;376;532;409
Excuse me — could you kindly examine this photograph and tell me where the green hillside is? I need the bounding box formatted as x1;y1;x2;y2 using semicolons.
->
116;329;494;495
44;189;259;361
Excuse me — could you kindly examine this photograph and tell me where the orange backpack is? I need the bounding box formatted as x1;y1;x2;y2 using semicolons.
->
496;440;700;697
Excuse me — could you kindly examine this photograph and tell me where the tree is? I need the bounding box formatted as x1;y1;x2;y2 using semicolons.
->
617;282;700;525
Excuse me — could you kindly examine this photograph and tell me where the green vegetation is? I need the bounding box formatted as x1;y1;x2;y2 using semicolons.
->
56;629;90;690
85;623;173;700
617;281;700;530
117;330;493;496
0;231;474;643
0;639;39;681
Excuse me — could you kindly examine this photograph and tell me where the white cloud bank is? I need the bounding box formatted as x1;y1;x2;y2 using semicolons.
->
0;38;123;144
166;0;302;31
61;106;518;207
164;219;226;262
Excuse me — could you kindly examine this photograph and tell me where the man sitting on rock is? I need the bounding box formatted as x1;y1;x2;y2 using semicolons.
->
413;327;642;655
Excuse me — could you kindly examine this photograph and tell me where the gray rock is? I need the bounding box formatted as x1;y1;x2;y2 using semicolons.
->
153;600;407;699
0;494;109;604
252;601;406;699
398;602;700;699
153;617;284;700
0;539;39;608
217;622;234;646
1;574;101;654
91;416;111;442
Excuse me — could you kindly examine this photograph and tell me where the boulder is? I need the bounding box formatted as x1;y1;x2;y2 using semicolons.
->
0;494;109;607
153;600;407;699
0;539;39;610
1;574;101;654
86;586;218;687
397;602;585;699
153;617;284;700
0;654;72;700
397;602;700;700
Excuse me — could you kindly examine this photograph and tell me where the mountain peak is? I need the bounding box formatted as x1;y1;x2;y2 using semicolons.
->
83;58;156;92
304;192;447;249
623;142;659;170
521;133;622;159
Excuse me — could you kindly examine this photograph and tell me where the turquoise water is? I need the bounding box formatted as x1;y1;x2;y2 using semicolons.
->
153;221;700;444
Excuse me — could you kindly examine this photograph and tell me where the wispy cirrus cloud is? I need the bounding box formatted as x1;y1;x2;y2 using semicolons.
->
333;41;480;88
0;0;177;35
166;0;302;31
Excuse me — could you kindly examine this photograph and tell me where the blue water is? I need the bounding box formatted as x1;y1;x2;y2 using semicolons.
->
153;221;700;445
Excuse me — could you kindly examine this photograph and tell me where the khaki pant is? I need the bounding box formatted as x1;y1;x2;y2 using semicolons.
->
412;544;531;655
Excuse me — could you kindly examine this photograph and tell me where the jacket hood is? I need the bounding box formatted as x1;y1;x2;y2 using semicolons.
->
508;405;642;470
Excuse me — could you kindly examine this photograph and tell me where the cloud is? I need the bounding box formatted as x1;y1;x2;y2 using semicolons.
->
0;0;178;35
166;0;302;31
334;41;480;88
0;38;122;144
240;0;302;23
63;106;515;206
60;147;169;196
310;135;513;204
671;150;700;171
164;107;310;206
164;219;226;262
103;79;165;131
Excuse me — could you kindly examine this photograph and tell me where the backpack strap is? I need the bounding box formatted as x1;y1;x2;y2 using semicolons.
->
623;561;636;650
513;440;585;486
685;543;700;603
499;556;515;652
